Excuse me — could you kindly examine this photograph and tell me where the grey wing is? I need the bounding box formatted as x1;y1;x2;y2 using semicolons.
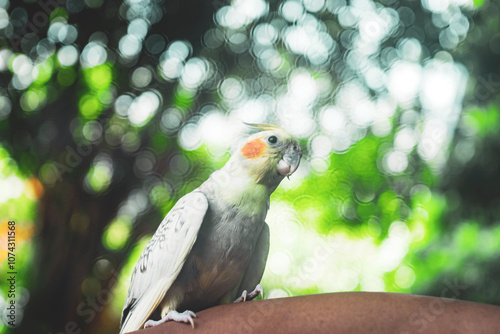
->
237;223;270;296
120;191;208;333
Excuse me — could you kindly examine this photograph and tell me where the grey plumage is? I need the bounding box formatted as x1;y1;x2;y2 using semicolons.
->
120;125;301;333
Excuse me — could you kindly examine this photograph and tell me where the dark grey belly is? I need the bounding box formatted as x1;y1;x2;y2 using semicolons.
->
174;209;265;311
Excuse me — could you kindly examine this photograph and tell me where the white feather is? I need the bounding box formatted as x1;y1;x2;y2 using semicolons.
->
120;192;208;333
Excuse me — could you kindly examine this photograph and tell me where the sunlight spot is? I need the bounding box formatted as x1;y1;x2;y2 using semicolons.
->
387;61;422;107
80;42;107;68
128;91;160;127
395;265;416;289
0;176;24;204
383;150;408;174
269;251;292;275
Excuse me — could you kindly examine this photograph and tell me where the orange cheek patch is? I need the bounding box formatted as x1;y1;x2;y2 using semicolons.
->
241;137;266;159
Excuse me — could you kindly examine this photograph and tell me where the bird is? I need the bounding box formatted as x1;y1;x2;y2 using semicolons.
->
119;123;302;333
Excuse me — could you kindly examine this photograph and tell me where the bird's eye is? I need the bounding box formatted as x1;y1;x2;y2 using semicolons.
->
268;136;278;144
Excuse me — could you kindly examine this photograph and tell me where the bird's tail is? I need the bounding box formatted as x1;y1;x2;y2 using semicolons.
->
119;282;167;334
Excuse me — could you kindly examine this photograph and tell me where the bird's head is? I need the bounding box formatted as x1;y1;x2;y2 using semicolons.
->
228;123;302;191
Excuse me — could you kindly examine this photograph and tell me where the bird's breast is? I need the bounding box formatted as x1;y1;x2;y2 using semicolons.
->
180;208;266;308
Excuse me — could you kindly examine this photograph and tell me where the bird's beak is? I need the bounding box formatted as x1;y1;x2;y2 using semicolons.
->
278;152;302;178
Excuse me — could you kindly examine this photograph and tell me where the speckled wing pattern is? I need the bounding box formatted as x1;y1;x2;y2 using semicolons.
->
120;191;208;333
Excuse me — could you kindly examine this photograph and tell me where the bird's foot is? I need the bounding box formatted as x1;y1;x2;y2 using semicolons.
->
233;283;264;303
144;310;197;329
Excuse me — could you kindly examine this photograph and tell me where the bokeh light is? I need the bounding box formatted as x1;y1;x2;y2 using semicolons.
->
2;0;500;332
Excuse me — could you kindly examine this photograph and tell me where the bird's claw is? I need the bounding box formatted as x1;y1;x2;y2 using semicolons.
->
144;310;197;329
233;290;247;303
234;284;264;303
247;283;264;300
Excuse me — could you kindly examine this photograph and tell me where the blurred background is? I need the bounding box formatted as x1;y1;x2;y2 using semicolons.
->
0;0;499;332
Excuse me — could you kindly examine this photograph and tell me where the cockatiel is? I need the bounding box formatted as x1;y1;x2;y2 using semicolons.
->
120;124;302;333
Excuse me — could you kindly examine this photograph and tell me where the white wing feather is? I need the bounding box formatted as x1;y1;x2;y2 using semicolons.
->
120;191;208;333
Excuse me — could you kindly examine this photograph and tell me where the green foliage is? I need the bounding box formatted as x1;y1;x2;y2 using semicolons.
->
473;0;485;7
173;86;196;110
0;148;37;334
57;67;77;87
466;105;500;138
103;216;132;251
79;63;115;120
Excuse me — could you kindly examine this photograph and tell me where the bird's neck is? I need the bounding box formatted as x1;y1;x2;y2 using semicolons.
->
206;167;270;216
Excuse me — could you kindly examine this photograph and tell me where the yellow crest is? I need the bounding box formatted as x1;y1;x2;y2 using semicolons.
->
244;123;287;133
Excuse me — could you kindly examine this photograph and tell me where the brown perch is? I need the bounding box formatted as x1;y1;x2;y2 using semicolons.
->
129;292;500;333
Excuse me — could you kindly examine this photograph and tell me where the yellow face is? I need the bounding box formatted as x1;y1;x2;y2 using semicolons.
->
236;124;302;188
